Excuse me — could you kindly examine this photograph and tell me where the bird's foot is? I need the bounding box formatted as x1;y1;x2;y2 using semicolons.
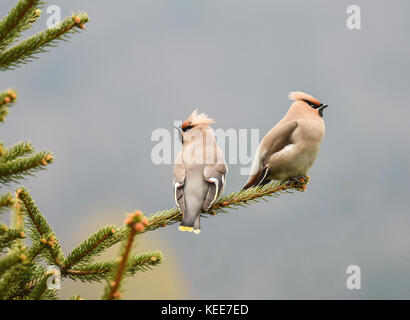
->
287;175;309;188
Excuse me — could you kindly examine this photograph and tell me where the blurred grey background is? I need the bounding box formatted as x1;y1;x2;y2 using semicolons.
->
1;0;410;299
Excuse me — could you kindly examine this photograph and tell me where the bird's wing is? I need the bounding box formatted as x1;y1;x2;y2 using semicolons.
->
243;120;298;189
173;161;186;214
203;163;227;211
261;120;298;162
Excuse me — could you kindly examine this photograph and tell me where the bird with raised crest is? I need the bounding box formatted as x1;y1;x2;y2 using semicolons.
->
243;91;328;189
174;110;228;234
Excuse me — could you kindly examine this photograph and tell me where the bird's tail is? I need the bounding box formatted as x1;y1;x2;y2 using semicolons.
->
179;208;201;234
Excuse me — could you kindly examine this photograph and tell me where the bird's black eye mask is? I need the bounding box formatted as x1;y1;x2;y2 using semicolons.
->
302;100;328;118
303;99;319;108
182;125;194;132
174;124;195;144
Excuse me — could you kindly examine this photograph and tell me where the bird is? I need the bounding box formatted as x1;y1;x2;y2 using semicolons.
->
243;91;328;189
173;110;228;234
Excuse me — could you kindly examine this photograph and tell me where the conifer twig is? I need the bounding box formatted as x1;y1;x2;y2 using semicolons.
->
1;141;33;162
0;0;90;300
145;177;309;232
0;0;42;51
0;89;18;122
0;228;24;251
0;239;47;299
28;270;57;300
0;12;89;71
0;151;53;185
64;251;163;282
0;192;15;213
0;249;26;276
63;225;124;269
17;188;64;266
103;211;149;300
104;227;136;300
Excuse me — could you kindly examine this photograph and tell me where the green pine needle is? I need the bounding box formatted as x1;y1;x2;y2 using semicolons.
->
64;250;163;283
1;141;33;162
0;150;53;185
0;228;24;251
0;88;18;122
0;0;43;52
0;192;15;214
64;225;128;269
0;11;89;71
0;249;26;277
17;187;64;266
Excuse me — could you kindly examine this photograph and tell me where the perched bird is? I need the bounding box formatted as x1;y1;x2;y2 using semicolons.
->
174;110;228;234
243;91;328;189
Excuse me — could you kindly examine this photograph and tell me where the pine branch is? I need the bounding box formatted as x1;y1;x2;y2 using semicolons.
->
0;263;31;299
10;196;24;232
1;177;306;300
0;192;15;214
126;250;163;276
0;0;91;301
17;187;64;266
102;212;149;300
0;228;24;251
5;245;48;299
25;240;46;263
0;0;43;52
0;12;89;71
0;151;53;185
64;260;114;282
0;249;26;277
0;89;18;122
145;178;309;232
28;271;56;300
103;226;137;300
1;141;33;162
63;225;127;269
64;250;163;283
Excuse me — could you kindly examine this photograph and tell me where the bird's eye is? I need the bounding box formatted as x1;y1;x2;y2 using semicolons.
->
303;99;318;109
182;125;194;132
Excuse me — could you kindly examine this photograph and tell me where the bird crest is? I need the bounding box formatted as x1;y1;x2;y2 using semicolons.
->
182;109;215;130
288;91;322;107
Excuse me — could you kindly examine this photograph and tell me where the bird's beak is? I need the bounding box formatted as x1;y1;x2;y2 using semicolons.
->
318;104;328;110
174;125;183;143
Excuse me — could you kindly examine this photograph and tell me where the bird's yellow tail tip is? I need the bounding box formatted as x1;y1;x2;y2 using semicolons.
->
193;229;201;234
178;226;194;232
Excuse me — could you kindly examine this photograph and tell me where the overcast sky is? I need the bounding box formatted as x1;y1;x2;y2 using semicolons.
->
1;0;409;299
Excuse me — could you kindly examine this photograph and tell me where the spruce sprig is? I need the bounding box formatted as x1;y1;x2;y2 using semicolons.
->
1;141;33;162
102;211;147;300
0;0;91;301
63;225;125;269
0;0;43;51
0;11;89;71
0;151;53;185
65;251;163;283
0;192;15;214
0;89;18;122
145;178;308;232
17;187;64;266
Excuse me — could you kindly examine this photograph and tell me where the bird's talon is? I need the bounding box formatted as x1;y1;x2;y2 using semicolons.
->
288;176;307;187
